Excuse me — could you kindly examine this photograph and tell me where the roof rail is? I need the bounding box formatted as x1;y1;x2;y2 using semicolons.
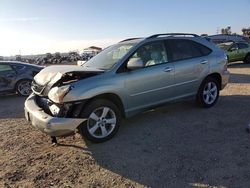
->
146;33;199;39
119;38;142;43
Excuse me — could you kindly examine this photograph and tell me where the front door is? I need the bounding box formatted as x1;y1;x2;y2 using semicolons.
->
121;41;175;113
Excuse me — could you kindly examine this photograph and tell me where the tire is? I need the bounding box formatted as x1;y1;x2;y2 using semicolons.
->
16;79;32;96
244;54;250;64
78;99;121;143
196;77;220;108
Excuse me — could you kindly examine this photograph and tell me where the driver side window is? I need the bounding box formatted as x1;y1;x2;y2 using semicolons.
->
129;42;168;67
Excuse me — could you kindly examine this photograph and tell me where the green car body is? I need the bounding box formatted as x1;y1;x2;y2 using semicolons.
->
218;42;250;63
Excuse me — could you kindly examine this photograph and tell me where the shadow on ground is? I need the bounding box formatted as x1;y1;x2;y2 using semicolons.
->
57;94;250;187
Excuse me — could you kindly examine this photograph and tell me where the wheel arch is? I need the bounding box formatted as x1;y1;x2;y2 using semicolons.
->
82;93;126;118
203;73;222;90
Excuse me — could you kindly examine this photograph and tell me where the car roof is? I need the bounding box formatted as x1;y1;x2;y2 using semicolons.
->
120;33;201;44
0;61;33;66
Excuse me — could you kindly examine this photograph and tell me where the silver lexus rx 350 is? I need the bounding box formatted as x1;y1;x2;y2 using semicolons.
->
24;33;230;143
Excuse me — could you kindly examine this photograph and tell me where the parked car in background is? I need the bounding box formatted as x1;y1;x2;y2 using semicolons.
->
208;34;250;44
218;42;250;63
0;61;44;96
25;33;229;143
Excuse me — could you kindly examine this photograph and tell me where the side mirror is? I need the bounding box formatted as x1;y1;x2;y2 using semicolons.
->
230;47;238;52
127;58;144;70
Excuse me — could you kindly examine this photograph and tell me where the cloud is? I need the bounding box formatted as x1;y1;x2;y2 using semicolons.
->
0;17;45;22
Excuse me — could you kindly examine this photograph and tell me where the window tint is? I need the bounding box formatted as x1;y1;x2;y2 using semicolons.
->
170;40;211;61
129;42;168;67
193;42;212;55
0;64;13;72
238;43;249;49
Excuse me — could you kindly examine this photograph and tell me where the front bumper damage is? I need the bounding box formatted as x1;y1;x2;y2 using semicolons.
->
24;94;86;137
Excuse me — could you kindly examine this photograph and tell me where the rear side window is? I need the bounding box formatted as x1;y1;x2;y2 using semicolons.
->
238;43;249;49
0;64;13;72
168;39;212;62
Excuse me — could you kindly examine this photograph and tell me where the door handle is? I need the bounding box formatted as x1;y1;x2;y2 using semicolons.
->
164;67;173;72
200;60;208;64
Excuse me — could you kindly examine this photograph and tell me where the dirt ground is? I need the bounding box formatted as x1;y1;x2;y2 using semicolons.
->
0;62;250;188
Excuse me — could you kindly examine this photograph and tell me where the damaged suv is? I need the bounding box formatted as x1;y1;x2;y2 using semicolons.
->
25;33;230;142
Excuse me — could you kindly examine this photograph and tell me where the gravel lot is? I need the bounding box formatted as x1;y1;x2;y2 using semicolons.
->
0;62;250;188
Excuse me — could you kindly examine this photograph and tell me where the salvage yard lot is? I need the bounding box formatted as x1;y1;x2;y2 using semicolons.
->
0;62;250;188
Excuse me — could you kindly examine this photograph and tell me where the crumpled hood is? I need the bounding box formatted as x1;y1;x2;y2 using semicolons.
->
34;65;104;86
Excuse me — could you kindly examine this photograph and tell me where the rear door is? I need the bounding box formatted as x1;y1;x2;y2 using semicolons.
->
0;64;17;92
166;39;211;98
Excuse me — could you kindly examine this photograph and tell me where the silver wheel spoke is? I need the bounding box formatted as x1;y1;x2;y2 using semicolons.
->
87;106;117;139
207;82;212;90
101;107;109;118
203;90;209;95
203;82;218;104
90;112;99;121
89;123;99;134
100;125;108;136
106;118;116;124
205;95;210;103
210;86;217;92
210;93;216;100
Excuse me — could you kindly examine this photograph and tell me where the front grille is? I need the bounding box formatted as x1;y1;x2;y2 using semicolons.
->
32;81;45;94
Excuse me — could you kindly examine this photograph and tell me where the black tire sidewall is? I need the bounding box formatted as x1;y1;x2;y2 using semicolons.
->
197;77;220;108
78;99;121;143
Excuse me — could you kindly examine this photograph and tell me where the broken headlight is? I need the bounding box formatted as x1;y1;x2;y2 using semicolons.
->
48;85;71;104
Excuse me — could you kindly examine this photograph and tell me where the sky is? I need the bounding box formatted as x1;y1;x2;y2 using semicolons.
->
0;0;249;56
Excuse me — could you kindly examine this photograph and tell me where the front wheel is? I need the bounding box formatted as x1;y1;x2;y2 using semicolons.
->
78;99;121;143
196;77;219;108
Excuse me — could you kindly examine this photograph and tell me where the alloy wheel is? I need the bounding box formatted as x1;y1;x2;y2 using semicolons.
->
87;107;117;139
17;81;32;96
203;82;218;105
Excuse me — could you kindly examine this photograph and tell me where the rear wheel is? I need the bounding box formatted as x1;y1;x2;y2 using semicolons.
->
78;99;121;143
244;54;250;64
16;79;32;96
196;77;219;108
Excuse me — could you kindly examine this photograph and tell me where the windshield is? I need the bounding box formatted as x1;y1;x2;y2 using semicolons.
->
83;43;136;70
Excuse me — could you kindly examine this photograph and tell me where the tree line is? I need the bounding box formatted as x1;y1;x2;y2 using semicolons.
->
221;26;250;37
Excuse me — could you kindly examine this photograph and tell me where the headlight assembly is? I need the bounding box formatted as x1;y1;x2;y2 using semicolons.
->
48;85;71;104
